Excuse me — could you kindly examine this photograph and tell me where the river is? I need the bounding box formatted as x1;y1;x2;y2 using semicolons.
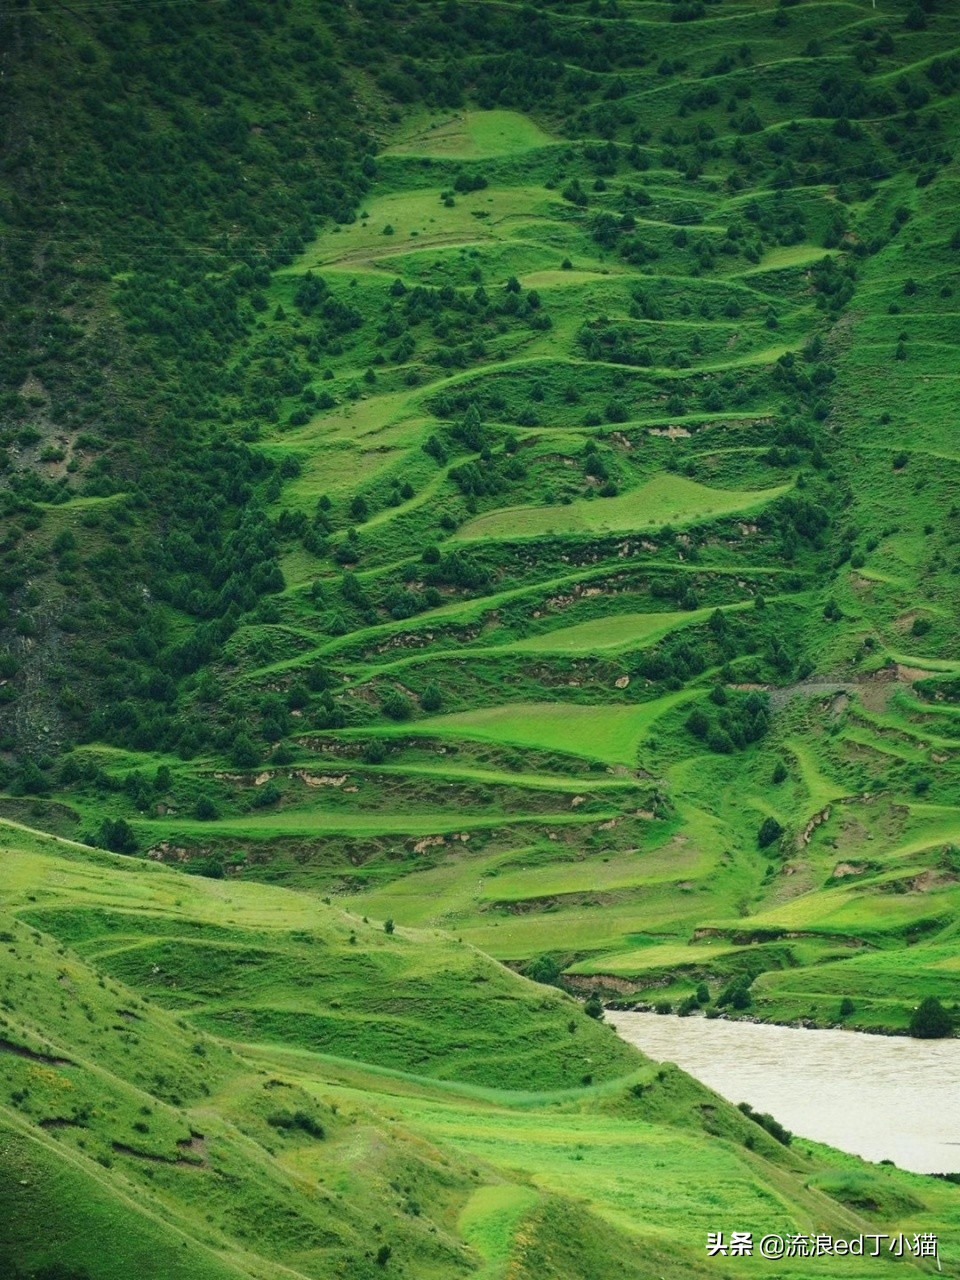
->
609;1012;960;1174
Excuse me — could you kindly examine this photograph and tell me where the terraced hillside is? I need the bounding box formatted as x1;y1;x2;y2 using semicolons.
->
3;0;960;1274
4;826;960;1280
8;0;955;1035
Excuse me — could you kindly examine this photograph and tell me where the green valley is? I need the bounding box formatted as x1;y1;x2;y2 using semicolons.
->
3;0;960;1274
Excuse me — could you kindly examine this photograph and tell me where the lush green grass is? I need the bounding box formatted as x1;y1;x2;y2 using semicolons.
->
2;830;638;1092
10;2;960;1275
363;761;638;792
4;829;960;1280
455;475;791;541
386;109;557;159
368;694;692;767
135;807;608;840
509;608;705;653
304;185;560;269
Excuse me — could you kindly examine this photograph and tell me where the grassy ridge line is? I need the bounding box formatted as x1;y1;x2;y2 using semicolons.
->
309;762;639;792
230;1038;647;1109
262;561;793;668
242;569;793;681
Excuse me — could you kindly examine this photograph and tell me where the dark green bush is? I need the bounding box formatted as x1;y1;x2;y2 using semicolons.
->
758;816;783;849
738;1102;792;1146
909;997;953;1039
381;691;413;721
267;1109;325;1139
584;993;604;1020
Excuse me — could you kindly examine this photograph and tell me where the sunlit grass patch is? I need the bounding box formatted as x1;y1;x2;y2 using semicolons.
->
455;475;790;541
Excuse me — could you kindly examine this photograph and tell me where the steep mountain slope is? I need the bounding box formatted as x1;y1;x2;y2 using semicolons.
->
2;3;960;1269
3;0;956;1026
3;825;960;1279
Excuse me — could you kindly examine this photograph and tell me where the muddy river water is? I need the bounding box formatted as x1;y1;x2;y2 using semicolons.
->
610;1011;960;1174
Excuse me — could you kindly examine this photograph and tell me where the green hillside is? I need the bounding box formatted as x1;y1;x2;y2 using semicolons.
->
3;0;960;1272
4;825;960;1280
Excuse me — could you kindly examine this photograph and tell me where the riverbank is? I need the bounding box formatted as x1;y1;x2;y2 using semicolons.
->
604;998;956;1040
610;1011;960;1175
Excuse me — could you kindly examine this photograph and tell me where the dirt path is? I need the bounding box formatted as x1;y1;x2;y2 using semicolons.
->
768;680;859;711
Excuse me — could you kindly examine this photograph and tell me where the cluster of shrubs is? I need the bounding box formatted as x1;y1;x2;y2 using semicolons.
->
716;973;755;1011
376;275;551;374
266;1109;325;1139
685;689;770;755
738;1102;792;1147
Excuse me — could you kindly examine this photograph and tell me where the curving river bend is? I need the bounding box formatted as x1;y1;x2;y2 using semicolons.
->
610;1012;960;1174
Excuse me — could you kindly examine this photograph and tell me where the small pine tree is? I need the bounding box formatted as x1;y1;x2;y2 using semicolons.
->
99;817;138;855
231;733;259;768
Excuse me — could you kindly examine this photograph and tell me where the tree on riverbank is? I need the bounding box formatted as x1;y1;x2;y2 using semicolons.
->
908;997;953;1039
